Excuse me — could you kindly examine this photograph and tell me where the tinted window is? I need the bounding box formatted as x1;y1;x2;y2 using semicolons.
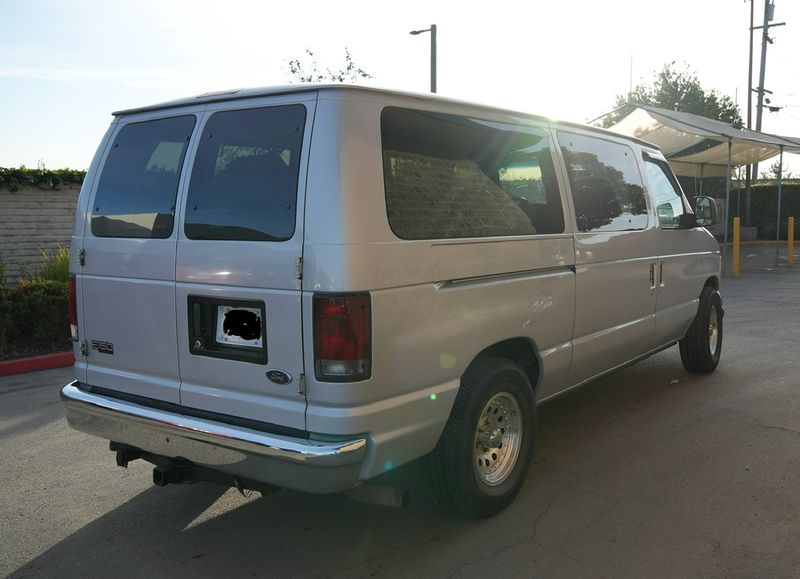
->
644;157;686;228
91;116;195;238
184;105;306;241
381;107;564;240
558;132;648;233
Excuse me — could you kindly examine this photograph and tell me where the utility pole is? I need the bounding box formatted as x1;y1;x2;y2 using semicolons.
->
744;0;754;225
752;0;785;208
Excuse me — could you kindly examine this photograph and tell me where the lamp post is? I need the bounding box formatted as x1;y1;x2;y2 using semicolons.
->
409;24;437;93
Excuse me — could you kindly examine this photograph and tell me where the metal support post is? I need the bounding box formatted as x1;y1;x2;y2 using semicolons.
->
722;139;733;275
699;164;705;197
776;146;783;266
733;217;741;277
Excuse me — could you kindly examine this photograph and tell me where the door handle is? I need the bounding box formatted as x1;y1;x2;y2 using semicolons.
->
649;263;656;289
659;261;665;288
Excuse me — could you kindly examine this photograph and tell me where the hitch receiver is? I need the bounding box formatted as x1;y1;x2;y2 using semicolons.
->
110;442;141;468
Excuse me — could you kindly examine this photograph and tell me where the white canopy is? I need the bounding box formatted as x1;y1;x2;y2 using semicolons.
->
608;105;800;177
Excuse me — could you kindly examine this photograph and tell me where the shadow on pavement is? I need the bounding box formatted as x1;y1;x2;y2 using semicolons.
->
8;351;707;579
9;463;470;578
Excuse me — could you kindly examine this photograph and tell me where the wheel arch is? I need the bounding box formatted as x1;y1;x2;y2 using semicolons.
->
469;337;541;393
704;276;719;291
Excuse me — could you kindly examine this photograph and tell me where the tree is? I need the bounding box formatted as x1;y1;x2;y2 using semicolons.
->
287;48;372;83
600;62;742;128
761;159;793;182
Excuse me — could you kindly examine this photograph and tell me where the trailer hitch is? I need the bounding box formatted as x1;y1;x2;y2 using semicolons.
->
110;442;141;468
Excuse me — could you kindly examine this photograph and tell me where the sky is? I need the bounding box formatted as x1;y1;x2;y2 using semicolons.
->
2;0;800;171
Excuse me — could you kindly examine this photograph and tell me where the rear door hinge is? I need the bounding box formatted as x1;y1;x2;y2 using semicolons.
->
297;373;306;396
80;340;89;357
295;256;303;280
78;248;86;267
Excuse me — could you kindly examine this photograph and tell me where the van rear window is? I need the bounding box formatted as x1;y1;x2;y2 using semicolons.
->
184;105;306;242
381;107;565;240
91;115;195;238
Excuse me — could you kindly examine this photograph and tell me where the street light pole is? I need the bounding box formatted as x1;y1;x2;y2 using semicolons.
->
410;24;438;93
430;24;437;94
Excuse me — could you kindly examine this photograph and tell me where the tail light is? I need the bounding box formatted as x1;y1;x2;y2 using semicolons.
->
68;275;78;341
313;294;371;381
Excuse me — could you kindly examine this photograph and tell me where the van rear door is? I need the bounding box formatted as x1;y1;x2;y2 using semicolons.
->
81;111;199;403
174;95;314;430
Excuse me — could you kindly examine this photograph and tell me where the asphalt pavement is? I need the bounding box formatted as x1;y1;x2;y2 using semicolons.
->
2;260;799;578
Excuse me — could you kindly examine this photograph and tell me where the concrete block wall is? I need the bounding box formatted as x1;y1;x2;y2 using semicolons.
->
0;188;79;285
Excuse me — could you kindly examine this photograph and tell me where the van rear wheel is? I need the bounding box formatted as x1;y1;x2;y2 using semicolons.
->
679;286;723;373
429;357;535;517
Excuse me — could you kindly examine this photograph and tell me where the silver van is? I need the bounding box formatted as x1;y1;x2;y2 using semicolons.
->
61;85;723;517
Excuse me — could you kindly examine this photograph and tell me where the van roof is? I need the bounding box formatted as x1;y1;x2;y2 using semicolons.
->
112;84;659;150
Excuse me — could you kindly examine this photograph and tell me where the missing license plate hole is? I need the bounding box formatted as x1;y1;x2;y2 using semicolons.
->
217;306;262;347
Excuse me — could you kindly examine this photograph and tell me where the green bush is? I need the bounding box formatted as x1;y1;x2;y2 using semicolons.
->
691;181;800;240
0;279;70;358
748;184;800;240
0;166;85;192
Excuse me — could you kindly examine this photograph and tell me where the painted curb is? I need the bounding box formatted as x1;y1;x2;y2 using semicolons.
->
0;352;74;377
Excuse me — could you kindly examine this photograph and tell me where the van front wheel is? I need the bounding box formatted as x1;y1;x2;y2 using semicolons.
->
679;286;723;373
429;357;535;517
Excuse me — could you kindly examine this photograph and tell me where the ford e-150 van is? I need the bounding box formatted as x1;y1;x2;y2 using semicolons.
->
61;85;723;517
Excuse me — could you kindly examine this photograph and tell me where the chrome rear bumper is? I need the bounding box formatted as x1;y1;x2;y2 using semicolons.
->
61;381;366;493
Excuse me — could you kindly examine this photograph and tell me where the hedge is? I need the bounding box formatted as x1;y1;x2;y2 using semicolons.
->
680;178;800;239
0;166;85;192
727;183;800;240
0;279;70;359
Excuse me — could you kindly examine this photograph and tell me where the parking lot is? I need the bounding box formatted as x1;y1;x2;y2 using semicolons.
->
2;254;799;578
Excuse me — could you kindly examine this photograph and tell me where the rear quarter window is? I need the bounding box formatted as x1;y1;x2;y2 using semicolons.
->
184;104;306;242
381;107;565;240
91;115;196;238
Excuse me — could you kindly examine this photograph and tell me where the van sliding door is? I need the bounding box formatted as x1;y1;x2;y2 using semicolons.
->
557;131;658;386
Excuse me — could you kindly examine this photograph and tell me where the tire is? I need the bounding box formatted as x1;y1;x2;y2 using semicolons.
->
679;286;723;373
429;356;535;518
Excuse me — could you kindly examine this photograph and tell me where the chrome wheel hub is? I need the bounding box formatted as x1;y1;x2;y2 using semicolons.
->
708;306;719;355
474;392;522;486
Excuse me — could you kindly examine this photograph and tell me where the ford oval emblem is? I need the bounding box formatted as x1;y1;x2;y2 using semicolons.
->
266;369;292;385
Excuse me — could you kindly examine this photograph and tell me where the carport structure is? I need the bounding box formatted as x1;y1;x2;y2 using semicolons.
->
607;105;800;269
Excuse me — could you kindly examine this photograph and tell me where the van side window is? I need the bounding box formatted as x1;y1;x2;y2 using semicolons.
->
91;115;195;238
184;105;306;242
643;156;687;228
558;132;648;233
381;107;565;240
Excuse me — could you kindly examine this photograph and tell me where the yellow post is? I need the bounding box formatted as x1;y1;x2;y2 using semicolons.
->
789;216;795;268
732;217;741;277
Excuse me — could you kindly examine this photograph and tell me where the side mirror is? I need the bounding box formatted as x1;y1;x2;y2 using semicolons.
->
694;196;718;227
